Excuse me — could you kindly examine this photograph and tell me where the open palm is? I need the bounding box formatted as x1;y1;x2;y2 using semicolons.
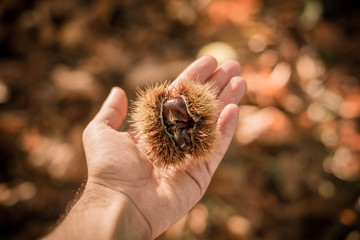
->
82;56;247;239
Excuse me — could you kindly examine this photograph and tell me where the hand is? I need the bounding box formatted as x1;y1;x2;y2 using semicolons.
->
46;56;247;240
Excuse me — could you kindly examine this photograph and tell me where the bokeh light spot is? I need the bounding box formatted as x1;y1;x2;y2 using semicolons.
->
318;180;335;199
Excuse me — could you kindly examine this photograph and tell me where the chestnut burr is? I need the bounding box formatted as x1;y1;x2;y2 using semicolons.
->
131;80;219;168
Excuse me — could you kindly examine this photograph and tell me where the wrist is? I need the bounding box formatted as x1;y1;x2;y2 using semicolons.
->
45;179;152;240
85;179;152;240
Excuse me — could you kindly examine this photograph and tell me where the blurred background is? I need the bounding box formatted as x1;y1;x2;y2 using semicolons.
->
0;0;360;239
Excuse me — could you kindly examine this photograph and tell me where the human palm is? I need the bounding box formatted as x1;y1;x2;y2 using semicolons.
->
82;56;246;238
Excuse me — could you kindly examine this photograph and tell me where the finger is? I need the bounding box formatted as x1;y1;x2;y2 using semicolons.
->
172;55;218;86
207;60;241;94
93;87;128;130
206;104;239;175
218;76;247;109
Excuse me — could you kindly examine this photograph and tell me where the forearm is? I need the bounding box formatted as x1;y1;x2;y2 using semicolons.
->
43;183;151;240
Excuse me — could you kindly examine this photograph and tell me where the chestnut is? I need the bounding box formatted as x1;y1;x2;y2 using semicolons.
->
162;97;193;153
162;97;191;123
131;80;219;168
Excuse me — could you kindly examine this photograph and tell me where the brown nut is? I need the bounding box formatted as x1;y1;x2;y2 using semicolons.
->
173;128;192;152
162;97;193;153
162;97;191;123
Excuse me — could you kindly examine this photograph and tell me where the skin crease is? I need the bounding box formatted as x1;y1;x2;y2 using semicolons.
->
44;56;247;240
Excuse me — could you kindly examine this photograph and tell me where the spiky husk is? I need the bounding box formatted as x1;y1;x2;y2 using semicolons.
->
130;79;220;168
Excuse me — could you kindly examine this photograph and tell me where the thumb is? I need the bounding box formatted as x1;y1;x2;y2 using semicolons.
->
93;87;128;130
